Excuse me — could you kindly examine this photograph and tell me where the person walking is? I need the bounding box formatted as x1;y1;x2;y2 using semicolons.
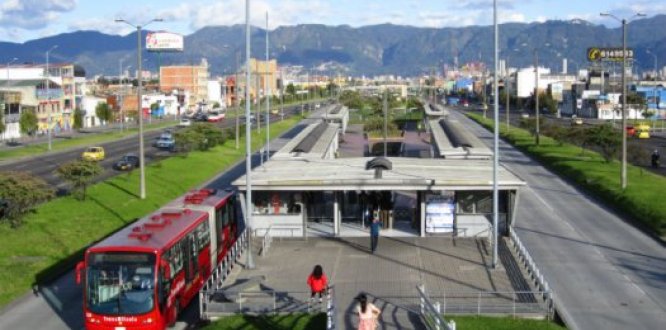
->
651;149;660;168
356;293;381;330
307;265;328;304
370;210;381;253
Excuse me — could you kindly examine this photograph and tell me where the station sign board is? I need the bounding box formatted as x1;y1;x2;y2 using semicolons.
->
587;47;633;62
146;31;184;52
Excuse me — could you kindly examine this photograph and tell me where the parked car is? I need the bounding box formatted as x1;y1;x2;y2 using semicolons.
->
207;111;225;122
626;126;636;137
178;118;192;127
113;154;140;171
81;147;105;161
571;116;583;125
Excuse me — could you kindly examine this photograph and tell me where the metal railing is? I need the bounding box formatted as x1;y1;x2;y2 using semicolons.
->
417;284;456;330
509;230;554;319
200;286;334;321
428;290;551;316
326;285;337;330
260;225;273;257
199;228;247;318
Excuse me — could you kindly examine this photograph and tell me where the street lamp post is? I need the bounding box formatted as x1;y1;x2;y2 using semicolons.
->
46;45;58;151
265;12;271;163
116;17;163;199
601;12;645;190
492;0;499;269
244;0;255;270
533;49;540;146
646;49;658;80
3;57;18;142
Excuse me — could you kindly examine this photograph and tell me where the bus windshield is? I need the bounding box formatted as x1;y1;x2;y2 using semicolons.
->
86;252;156;315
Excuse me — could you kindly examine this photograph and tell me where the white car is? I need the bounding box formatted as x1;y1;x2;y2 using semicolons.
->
207;111;226;122
178;118;192;127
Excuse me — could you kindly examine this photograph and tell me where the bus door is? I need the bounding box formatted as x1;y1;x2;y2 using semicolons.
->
183;234;199;283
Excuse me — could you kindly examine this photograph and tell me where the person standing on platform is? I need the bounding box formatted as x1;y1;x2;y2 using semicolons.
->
307;264;328;304
370;210;381;253
356;293;381;330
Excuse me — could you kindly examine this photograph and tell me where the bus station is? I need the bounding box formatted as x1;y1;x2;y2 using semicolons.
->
232;107;526;239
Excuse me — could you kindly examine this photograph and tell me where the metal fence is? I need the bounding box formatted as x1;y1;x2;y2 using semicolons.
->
200;287;333;320
509;230;554;319
417;284;456;330
199;228;247;317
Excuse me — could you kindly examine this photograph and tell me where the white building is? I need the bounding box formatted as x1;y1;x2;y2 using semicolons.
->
80;95;106;127
142;94;180;117
207;80;224;107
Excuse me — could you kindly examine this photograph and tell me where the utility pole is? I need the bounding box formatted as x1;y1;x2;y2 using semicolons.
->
265;11;270;163
244;0;255;269
383;89;388;157
601;12;645;190
235;51;240;149
4;57;18;142
116;17;162;199
46;45;58;151
506;58;511;132
492;0;499;269
534;50;540;146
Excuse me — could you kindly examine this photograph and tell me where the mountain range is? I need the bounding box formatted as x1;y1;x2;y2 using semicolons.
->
1;14;665;78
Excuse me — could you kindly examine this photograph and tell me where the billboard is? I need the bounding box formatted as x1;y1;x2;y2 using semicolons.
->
425;191;455;234
587;47;633;62
146;32;184;52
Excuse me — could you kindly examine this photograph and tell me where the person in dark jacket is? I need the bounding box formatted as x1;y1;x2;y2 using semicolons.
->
652;149;660;168
370;211;381;253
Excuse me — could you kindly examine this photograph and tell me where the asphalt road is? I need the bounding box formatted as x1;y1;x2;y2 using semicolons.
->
0;105;304;192
0;108;321;330
448;109;666;330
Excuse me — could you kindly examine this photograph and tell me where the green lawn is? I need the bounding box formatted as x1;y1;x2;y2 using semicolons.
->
447;316;566;330
0;120;177;160
201;314;326;330
467;112;666;237
0;116;303;307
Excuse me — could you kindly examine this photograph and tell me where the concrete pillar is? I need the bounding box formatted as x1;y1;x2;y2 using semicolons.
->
419;191;426;237
333;191;340;236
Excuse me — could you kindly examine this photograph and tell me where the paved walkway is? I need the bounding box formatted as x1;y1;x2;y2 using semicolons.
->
224;236;537;329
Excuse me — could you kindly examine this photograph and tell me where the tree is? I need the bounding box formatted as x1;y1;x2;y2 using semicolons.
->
0;106;5;137
585;124;620;162
95;102;112;125
19;109;38;136
212;101;221;109
0;171;54;227
339;90;363;110
286;83;297;98
174;122;227;153
73;107;84;130
56;160;103;200
626;92;646;107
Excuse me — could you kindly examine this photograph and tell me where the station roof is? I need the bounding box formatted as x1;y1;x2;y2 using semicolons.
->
233;157;525;191
272;121;339;160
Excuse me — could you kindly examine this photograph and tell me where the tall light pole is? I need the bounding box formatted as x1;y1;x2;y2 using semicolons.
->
505;57;511;132
533;49;540;146
265;12;271;162
646;49;658;80
46;45;58;151
3;57;18;141
601;12;645;190
116;17;163;199
235;51;240;149
492;0;499;269
244;0;255;269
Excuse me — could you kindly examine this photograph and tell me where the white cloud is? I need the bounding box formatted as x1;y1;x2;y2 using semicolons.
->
68;18;133;36
0;0;76;29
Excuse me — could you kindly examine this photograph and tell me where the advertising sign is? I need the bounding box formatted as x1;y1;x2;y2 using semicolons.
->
587;47;633;62
425;191;455;233
146;32;184;52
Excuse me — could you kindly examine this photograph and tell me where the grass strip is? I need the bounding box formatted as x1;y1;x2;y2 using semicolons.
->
0;120;177;160
201;313;326;330
467;112;666;237
0;116;302;307
448;316;566;330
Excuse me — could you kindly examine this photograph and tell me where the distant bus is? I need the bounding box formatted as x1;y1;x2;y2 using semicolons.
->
76;189;239;330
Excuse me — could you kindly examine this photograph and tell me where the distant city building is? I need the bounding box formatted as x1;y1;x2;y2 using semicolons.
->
160;59;209;109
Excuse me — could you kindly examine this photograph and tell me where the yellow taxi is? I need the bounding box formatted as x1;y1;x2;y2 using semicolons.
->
635;124;650;139
82;147;105;161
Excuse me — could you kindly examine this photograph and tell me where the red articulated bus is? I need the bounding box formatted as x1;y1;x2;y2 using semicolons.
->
76;189;239;330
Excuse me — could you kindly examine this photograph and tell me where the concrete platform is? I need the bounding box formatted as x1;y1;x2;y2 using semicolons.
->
224;236;539;329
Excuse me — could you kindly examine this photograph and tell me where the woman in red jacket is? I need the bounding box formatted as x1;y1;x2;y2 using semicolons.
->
307;264;328;303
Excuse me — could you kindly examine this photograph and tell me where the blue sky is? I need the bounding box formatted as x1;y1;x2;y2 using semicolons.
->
0;0;664;42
